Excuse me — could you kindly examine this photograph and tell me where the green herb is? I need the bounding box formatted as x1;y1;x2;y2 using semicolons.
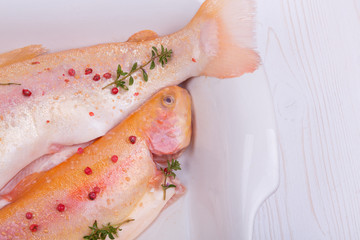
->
0;83;21;86
83;219;134;240
160;159;181;200
102;45;173;90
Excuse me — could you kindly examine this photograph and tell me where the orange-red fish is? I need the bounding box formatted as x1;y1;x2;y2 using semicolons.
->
0;86;191;239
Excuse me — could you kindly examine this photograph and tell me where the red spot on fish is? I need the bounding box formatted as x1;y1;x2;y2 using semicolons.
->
103;73;112;79
64;79;70;83
192;58;196;62
134;92;139;96
77;147;84;154
22;89;32;97
31;61;40;65
68;68;76;76
129;136;136;144
84;167;92;175
46;120;50;124
111;155;118;163
93;74;100;81
62;74;65;76
57;204;65;212
88;192;97;200
93;187;100;194
25;212;33;219
29;224;38;232
89;112;94;117
111;87;119;95
85;68;93;75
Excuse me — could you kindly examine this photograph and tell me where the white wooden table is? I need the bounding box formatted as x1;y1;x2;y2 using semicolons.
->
252;0;360;239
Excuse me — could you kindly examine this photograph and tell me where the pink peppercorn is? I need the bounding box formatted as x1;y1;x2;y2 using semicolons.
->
93;187;100;194
22;89;32;97
68;68;75;76
103;73;112;79
129;136;136;144
25;212;33;219
111;87;119;95
29;224;38;232
57;204;65;212
93;74;100;81
88;192;96;200
77;147;84;154
84;167;92;175
85;68;93;75
111;155;118;163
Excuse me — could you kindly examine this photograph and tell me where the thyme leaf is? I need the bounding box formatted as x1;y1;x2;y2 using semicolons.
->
83;219;134;240
0;83;21;86
160;159;181;200
102;45;172;90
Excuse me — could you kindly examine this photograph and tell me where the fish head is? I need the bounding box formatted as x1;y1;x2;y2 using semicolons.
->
139;86;192;162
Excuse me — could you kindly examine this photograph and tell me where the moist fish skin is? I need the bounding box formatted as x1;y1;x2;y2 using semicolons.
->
0;86;191;240
0;0;259;189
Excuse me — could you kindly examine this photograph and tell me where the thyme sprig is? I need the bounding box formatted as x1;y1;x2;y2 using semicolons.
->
83;219;134;240
0;83;21;86
102;45;173;90
160;159;181;200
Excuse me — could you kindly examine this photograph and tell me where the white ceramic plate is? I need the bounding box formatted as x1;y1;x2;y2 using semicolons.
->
0;0;279;239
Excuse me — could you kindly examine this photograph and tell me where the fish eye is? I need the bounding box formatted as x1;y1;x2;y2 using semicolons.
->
162;95;175;106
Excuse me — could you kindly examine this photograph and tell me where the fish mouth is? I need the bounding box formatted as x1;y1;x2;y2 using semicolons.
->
152;148;186;164
163;178;186;209
150;147;187;205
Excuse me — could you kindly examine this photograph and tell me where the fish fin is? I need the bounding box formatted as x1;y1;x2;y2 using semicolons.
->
0;45;47;68
127;30;159;42
0;198;10;209
190;0;260;78
0;172;44;203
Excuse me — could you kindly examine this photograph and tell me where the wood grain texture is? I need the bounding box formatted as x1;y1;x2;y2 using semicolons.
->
253;0;360;239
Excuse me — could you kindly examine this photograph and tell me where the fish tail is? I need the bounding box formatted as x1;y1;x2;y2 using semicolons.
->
189;0;260;78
